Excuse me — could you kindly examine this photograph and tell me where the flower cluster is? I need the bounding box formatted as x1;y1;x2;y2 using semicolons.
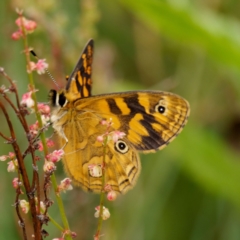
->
27;59;49;75
43;149;64;174
38;138;54;151
1;11;79;240
21;91;51;119
97;118;126;143
57;178;73;193
19;198;46;215
11;15;37;40
0;152;18;172
94;206;110;220
21;91;51;140
12;14;48;75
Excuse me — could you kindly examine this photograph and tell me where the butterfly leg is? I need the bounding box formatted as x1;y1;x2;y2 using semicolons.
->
59;129;69;150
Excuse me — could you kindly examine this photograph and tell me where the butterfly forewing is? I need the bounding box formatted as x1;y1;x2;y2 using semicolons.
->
73;91;190;152
65;39;94;101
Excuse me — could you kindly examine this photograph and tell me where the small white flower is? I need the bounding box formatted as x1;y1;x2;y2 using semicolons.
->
94;206;110;220
43;161;56;173
7;160;18;172
20;91;35;108
19;200;30;214
88;164;102;177
58;178;73;193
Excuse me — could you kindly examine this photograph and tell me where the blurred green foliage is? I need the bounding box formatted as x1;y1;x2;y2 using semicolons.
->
0;0;240;239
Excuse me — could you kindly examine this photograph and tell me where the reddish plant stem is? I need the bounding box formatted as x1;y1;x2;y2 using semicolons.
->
1;69;42;236
15;186;27;240
0;131;11;141
0;70;29;133
0;101;42;240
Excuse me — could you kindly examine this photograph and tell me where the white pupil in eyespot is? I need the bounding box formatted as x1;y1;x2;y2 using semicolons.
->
118;142;126;150
158;106;165;113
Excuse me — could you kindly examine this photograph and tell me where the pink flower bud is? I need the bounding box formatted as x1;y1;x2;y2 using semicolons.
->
11;30;22;40
99;119;107;125
35;59;48;75
0;155;8;161
27;61;36;74
107;191;117;201
21;91;34;108
46;149;64;163
38;142;43;151
12;177;21;189
8;152;15;159
41;115;50;125
24;20;37;32
15;17;26;27
19;200;30;214
71;232;77;238
46;139;54;148
43;161;56;173
39;139;54;151
37;103;51;115
40;201;46;212
15;17;37;33
111;130;126;142
96;135;104;142
29;121;39;136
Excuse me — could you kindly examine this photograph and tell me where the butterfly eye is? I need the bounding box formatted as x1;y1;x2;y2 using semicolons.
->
115;140;129;154
58;92;68;107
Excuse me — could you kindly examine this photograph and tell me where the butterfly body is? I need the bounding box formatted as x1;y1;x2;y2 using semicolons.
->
49;40;190;194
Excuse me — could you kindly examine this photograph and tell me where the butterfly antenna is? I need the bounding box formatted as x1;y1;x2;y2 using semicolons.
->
30;50;60;89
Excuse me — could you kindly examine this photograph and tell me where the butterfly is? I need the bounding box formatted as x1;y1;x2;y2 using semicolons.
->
49;39;190;194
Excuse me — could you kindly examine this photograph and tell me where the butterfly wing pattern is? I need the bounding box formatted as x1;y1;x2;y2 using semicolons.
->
49;39;190;194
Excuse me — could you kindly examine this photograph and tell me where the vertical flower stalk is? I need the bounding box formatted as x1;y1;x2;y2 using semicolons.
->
94;119;124;239
95;136;108;239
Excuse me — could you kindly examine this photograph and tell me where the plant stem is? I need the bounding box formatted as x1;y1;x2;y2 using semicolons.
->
95;137;108;238
51;174;72;240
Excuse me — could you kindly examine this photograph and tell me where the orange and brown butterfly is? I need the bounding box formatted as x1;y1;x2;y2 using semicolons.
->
49;39;190;194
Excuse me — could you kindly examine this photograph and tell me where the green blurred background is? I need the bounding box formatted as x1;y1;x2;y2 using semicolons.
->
1;0;240;239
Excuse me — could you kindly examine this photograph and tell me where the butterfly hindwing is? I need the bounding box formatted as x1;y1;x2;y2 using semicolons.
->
57;112;141;193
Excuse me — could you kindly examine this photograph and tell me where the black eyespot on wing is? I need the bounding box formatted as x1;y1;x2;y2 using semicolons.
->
155;100;166;114
115;140;129;154
158;105;165;114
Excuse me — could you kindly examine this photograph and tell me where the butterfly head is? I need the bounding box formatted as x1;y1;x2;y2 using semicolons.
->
49;89;68;108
